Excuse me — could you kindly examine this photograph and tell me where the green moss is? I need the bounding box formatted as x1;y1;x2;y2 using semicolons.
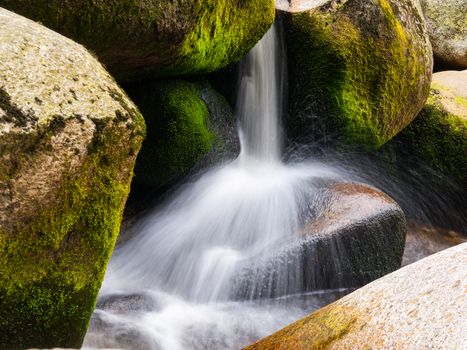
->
127;80;214;189
455;95;467;109
161;0;275;77
245;304;357;349
0;111;145;348
0;0;275;81
286;0;430;149
396;96;466;184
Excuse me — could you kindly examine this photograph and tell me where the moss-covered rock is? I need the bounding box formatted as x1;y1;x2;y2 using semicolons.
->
283;0;433;149
419;0;467;68
0;0;275;81
0;9;145;348
391;70;467;184
125;79;239;191
245;243;467;349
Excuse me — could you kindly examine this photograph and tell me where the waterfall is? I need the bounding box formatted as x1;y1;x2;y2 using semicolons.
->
236;23;285;163
83;23;340;350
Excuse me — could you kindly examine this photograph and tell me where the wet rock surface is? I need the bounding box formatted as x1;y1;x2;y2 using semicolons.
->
403;219;467;265
245;242;467;350
232;183;406;299
96;292;161;314
84;288;354;350
87;312;161;350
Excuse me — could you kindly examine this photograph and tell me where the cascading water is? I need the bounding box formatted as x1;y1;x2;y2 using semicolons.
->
236;24;283;163
83;23;343;350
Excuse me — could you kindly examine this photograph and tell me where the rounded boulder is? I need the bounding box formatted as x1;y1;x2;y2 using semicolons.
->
0;9;145;348
283;0;433;149
0;0;276;81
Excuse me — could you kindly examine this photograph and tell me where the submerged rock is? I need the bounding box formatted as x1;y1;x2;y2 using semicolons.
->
420;0;467;68
232;183;406;299
0;8;145;348
96;292;161;314
86;311;160;350
245;242;467;350
282;0;433;149
0;0;275;81
392;70;467;184
125;79;239;191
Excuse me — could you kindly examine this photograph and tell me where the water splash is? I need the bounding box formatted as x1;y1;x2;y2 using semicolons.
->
83;23;343;349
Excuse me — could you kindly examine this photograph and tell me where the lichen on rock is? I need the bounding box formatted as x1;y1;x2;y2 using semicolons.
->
283;0;433;149
0;8;145;348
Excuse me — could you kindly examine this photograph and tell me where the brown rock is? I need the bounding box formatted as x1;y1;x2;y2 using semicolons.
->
231;183;406;299
245;242;467;349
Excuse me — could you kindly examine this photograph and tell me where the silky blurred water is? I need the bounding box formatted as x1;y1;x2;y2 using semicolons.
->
83;23;347;350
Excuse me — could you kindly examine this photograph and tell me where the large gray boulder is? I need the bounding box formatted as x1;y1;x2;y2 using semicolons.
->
420;0;467;68
232;183;406;299
0;8;145;348
245;242;467;349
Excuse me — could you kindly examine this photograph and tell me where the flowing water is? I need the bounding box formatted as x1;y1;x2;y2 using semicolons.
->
83;23;346;350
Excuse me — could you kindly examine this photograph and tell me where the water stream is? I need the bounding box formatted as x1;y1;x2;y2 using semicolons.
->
83;23;346;350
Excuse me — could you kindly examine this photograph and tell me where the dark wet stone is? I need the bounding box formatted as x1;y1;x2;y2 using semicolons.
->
231;182;406;299
403;219;466;266
86;310;160;350
96;292;160;314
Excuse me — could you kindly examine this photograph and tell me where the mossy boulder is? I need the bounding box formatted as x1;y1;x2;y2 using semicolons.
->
245;242;467;349
391;70;467;184
420;0;467;68
0;9;145;348
125;79;239;191
283;0;433;149
0;0;275;81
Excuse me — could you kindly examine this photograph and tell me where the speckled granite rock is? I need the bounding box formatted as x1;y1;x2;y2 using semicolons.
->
419;0;467;68
232;183;406;299
0;8;145;348
245;242;467;349
276;0;330;12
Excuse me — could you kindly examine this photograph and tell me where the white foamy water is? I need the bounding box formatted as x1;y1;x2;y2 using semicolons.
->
236;23;284;164
83;23;343;350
